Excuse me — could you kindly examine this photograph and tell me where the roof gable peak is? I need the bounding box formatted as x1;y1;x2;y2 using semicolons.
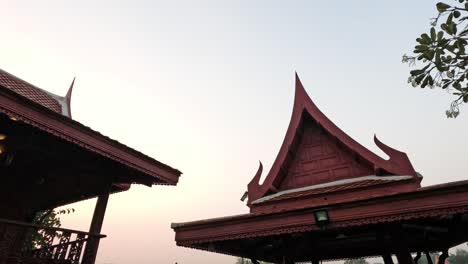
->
247;74;418;206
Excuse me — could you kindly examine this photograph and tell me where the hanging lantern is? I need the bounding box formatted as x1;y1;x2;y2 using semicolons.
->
0;143;6;156
313;209;330;227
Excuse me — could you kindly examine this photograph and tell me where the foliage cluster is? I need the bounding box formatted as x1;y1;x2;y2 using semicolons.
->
404;0;468;117
25;208;74;250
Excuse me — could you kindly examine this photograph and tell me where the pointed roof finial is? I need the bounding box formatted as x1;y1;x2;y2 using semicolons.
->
66;77;75;118
294;72;308;100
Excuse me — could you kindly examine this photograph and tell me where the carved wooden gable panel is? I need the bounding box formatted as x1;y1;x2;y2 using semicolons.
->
279;118;374;190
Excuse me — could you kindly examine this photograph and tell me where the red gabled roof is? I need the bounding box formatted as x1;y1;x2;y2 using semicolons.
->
0;69;181;186
0;69;73;117
247;74;418;206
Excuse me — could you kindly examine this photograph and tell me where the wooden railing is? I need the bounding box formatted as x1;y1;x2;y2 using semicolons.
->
0;218;106;264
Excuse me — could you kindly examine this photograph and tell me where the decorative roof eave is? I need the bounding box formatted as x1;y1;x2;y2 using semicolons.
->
0;85;181;185
247;74;416;204
173;180;468;246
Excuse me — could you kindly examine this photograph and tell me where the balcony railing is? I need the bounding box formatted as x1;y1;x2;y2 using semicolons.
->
0;218;105;264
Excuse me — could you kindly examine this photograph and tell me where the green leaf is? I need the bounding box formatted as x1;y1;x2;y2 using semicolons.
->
447;13;454;24
410;69;424;76
424;50;435;60
415;44;428;51
435;49;442;64
437;31;444;41
436;2;451;12
460;29;468;36
415;74;425;84
421;76;430;88
428;75;434;86
410;65;430;76
421;33;432;44
441;23;450;34
457;40;465;54
450;22;457;35
431;27;437;41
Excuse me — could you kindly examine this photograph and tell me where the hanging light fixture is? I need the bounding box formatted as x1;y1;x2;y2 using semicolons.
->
0;134;6;140
313;209;330;227
0;143;14;167
0;144;6;156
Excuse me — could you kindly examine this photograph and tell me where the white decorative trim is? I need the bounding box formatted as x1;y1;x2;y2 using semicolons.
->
252;175;414;204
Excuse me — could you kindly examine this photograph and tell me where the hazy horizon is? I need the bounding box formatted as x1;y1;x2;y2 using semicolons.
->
1;1;467;263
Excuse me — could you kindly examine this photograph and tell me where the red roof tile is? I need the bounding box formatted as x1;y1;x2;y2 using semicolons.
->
0;69;63;114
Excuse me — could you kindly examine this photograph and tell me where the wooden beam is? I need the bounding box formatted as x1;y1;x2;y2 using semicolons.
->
82;190;110;264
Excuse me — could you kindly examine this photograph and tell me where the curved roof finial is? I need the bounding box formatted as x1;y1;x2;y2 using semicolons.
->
374;134;416;176
247;161;263;204
66;77;75;118
295;72;307;96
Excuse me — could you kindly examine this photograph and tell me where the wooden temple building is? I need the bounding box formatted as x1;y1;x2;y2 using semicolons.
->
0;69;181;264
172;74;468;264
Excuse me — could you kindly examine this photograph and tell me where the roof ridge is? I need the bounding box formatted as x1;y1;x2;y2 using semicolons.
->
0;68;63;98
0;68;70;117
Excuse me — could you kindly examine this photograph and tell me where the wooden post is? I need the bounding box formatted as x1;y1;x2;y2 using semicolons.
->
391;226;414;264
382;254;394;264
395;251;414;264
377;227;394;264
424;251;433;264
439;250;448;264
414;252;421;264
82;191;110;264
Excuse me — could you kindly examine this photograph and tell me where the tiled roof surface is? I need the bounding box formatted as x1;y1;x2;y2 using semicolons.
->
0;70;63;114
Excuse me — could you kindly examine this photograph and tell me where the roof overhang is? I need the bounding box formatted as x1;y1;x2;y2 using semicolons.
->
0;85;181;186
172;180;468;261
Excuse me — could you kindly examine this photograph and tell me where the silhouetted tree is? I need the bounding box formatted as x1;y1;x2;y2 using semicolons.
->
25;208;74;249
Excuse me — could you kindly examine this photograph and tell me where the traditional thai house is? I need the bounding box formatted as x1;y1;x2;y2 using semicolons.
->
0;69;181;264
172;74;468;264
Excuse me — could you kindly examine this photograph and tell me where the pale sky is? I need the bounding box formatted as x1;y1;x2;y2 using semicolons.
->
1;1;467;263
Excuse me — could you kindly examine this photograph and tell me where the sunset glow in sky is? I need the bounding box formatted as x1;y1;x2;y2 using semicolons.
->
2;1;467;263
